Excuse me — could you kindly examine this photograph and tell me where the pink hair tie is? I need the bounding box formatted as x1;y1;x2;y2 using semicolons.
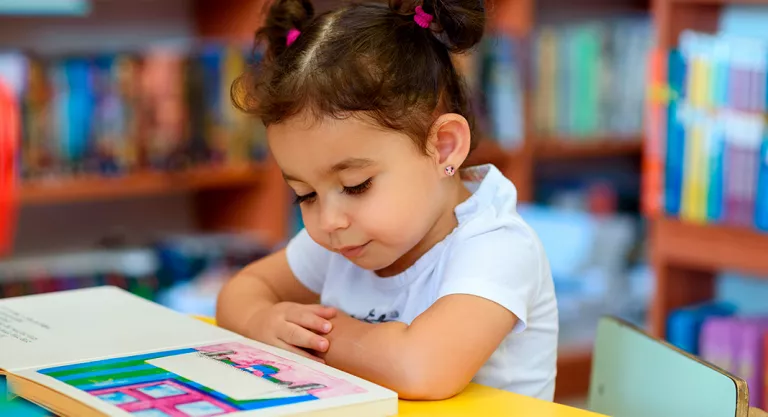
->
286;28;301;46
414;6;433;29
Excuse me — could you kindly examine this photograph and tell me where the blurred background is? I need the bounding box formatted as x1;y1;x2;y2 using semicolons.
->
0;0;767;409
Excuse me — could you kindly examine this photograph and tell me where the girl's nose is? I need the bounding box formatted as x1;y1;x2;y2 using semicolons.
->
319;199;350;233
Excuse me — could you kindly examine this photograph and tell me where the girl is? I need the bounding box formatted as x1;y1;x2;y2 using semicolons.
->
217;0;558;401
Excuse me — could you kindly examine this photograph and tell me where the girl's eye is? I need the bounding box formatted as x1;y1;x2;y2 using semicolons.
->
343;178;372;196
294;192;317;205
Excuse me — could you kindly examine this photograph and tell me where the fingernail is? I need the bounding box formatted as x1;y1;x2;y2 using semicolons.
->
322;322;332;332
318;339;328;351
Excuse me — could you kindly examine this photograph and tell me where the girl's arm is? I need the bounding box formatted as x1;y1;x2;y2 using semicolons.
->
321;229;542;400
320;294;518;400
217;249;318;333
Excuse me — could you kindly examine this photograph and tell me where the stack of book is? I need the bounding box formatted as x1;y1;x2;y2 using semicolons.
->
0;232;271;302
0;43;268;181
645;30;768;230
667;302;768;410
532;17;652;140
0;249;159;300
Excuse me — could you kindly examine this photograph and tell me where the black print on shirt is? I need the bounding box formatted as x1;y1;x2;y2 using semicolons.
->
352;308;400;323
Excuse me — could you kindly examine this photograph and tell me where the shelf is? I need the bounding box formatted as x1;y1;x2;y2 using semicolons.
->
652;217;768;277
555;347;593;400
19;164;268;205
466;137;514;168
650;217;768;337
468;136;643;165
535;137;643;160
670;0;768;4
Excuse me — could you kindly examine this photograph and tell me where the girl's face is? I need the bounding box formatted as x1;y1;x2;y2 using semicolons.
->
268;115;459;275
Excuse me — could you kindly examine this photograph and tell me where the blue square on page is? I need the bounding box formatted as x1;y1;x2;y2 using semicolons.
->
97;392;139;405
137;384;186;399
175;401;225;416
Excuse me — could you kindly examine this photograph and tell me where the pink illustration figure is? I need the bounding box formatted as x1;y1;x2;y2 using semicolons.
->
197;343;367;399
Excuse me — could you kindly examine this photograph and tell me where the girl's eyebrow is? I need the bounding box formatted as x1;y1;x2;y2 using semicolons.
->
327;157;375;174
282;158;375;183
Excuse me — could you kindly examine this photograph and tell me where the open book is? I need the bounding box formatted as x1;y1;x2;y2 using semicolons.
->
0;286;397;416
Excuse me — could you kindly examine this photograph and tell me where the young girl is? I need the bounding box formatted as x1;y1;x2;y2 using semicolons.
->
217;0;558;401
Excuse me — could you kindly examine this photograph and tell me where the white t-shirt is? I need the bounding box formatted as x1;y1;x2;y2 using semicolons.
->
285;164;559;400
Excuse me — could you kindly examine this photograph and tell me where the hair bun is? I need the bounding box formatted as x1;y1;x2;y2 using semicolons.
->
258;0;315;60
422;0;485;52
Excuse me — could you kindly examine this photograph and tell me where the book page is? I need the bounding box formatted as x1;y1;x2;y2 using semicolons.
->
14;339;397;416
0;286;237;372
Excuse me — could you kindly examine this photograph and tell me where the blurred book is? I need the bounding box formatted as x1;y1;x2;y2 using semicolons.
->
0;0;89;16
456;34;525;150
532;16;652;140
666;301;736;355
0;248;159;300
517;203;640;346
153;232;272;316
0;43;268;182
699;316;768;408
655;30;768;232
0;231;271;306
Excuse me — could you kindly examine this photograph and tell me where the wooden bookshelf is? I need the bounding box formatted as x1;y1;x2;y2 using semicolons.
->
650;217;768;338
535;137;643;160
648;0;768;340
3;1;293;249
555;348;594;400
466;135;643;202
19;165;268;205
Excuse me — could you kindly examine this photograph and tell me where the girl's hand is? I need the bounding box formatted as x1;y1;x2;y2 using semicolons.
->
247;302;337;362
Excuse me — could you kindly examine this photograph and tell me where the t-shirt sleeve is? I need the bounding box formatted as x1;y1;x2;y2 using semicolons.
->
285;228;332;295
437;224;544;333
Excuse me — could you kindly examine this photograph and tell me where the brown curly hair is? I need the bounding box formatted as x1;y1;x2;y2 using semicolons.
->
231;0;485;154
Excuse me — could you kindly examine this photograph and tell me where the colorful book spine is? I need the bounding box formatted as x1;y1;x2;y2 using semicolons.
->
10;43;265;180
531;18;650;139
643;48;668;216
666;302;736;355
735;319;768;408
663;30;768;233
706;117;725;222
700;316;737;374
764;332;768;410
756;136;768;231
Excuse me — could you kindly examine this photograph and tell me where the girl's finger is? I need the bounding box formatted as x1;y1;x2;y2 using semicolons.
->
273;339;325;363
305;304;338;319
278;322;330;353
286;308;333;334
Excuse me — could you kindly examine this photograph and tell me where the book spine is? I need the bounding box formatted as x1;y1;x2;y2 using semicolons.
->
736;321;768;408
707;115;725;222
665;49;687;217
764;332;768;411
743;119;761;229
681;108;704;222
557;27;570;136
643;48;668;216
700;317;736;374
756;137;768;231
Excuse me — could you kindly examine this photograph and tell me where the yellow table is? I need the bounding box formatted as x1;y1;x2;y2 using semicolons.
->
398;383;603;416
194;317;603;416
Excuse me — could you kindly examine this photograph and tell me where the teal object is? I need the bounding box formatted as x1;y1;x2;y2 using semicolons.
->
588;317;749;417
0;376;53;416
0;0;89;15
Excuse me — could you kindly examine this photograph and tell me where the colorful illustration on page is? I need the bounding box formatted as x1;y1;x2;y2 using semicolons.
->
38;342;366;416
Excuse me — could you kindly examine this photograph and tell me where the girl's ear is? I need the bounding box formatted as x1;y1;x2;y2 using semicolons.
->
427;113;471;173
